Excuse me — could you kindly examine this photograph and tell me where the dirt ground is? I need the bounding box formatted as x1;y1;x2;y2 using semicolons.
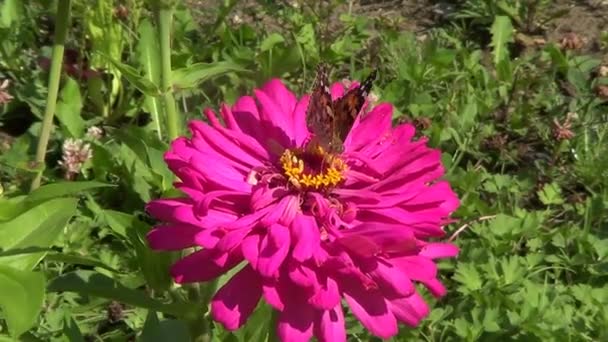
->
187;0;608;59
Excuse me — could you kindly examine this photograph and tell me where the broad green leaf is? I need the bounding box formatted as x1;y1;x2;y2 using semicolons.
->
538;183;564;205
98;52;161;96
55;78;85;138
0;197;78;270
172;62;247;90
490;16;513;66
101;210;132;238
0;265;45;337
139;311;190;342
47;271;195;317
127;219;172;292
0;196;27;222
137;19;164;137
26;181;113;204
0;0;23;28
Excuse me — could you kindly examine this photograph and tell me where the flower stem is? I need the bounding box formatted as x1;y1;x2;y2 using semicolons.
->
156;3;180;141
30;0;71;191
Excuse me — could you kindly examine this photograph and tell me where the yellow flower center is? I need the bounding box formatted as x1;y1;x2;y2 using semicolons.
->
280;145;347;191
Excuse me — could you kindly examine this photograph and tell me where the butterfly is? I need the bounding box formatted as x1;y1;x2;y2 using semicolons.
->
305;64;377;153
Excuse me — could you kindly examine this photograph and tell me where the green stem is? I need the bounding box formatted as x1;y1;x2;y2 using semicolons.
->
156;4;180;141
267;310;279;342
30;0;71;191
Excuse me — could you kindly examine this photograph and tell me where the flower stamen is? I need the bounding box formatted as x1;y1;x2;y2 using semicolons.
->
280;146;347;191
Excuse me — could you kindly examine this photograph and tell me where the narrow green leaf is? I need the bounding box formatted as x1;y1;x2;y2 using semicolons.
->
137;19;164;137
26;181;114;204
97;52;161;96
44;253;119;273
172;62;247;91
0;265;46;337
62;316;85;342
490;16;513;66
55;78;85;138
47;271;195;317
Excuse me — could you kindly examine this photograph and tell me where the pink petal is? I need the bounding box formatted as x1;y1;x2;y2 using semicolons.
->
388;292;430;327
315;305;346;342
292;95;311;146
262;282;285;311
261;79;297;118
170;248;243;283
369;260;415;297
343;285;398;339
345;103;393;151
277;301;315;342
211;265;262;330
309;276;341;310
147;224;199;250
392;255;437;282
257;224;291;278
420;243;459;259
291;214;321;262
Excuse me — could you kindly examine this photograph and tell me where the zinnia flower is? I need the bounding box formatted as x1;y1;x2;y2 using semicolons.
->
146;78;460;341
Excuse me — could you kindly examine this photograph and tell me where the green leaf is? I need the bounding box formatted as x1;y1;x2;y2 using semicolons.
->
172;62;247;91
0;197;78;270
260;33;285;52
97;52;161;96
127;219;173;292
55;78;85;138
139;311;190;342
453;263;483;292
0;0;23;28
44;253;119;273
137;19;164;136
47;271;195;317
538;183;564;205
0;265;46;337
26;181;114;204
62;316;85;342
490;16;513;66
0;196;27;222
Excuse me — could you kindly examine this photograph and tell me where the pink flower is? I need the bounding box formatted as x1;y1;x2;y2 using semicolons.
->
147;78;460;341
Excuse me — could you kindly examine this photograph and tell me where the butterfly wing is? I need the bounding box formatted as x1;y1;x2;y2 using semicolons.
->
306;63;335;148
331;69;377;145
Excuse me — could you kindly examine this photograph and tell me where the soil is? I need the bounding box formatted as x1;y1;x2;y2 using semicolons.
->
186;0;608;58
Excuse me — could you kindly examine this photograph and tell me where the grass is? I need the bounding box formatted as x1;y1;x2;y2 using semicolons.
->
0;0;607;341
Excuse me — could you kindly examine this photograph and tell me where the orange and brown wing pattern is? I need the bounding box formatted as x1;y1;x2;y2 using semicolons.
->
306;63;334;148
305;64;377;152
331;70;377;145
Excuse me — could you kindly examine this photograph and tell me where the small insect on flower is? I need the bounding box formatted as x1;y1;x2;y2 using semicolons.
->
305;64;377;154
